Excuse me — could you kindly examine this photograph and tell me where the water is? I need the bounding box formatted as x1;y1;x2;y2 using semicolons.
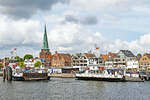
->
0;77;150;100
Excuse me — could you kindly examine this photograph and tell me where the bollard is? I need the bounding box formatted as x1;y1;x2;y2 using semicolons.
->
3;68;6;82
7;66;12;81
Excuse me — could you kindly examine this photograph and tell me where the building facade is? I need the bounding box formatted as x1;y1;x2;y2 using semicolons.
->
51;51;72;67
72;53;104;70
103;52;117;68
139;54;150;70
24;58;41;68
113;50;135;68
24;59;34;67
126;60;139;70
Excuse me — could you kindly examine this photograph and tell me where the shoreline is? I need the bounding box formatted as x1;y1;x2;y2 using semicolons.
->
50;73;75;78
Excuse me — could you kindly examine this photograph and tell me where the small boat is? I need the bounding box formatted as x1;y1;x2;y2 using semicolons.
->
12;66;24;81
75;68;125;82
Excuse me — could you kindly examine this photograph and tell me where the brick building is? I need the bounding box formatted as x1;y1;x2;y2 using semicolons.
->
51;51;71;67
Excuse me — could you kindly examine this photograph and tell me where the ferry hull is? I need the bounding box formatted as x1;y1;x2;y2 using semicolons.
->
12;76;24;81
12;73;51;81
76;76;125;82
23;73;50;81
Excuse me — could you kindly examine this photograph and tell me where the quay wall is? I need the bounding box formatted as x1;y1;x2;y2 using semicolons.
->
50;73;75;78
0;71;3;76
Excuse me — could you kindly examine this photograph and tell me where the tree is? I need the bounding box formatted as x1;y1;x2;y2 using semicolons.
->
4;57;9;60
24;54;33;60
15;56;24;62
0;63;3;69
19;61;25;68
137;53;142;60
34;61;42;67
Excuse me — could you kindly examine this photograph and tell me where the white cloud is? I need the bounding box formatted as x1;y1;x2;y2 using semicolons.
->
69;0;149;13
44;14;65;24
0;14;43;58
69;0;123;11
1;13;150;58
0;14;42;47
139;34;150;45
47;22;106;53
1;0;150;58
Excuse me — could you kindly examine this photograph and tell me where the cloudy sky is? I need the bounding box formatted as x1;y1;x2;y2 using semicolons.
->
0;0;150;58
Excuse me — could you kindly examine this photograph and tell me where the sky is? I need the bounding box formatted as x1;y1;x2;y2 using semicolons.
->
0;0;150;58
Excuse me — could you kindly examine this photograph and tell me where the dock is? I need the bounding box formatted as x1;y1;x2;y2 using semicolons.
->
125;76;144;82
139;71;150;81
0;71;3;76
50;73;75;78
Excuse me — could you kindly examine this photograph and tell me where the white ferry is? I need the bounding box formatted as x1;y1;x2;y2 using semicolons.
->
12;66;24;81
75;67;125;82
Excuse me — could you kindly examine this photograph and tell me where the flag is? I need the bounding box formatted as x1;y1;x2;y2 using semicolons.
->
14;48;17;51
96;47;99;50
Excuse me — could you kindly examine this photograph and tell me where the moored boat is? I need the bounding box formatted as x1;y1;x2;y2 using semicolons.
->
12;67;50;81
75;68;125;82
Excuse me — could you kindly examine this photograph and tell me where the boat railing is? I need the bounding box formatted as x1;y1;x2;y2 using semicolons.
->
23;73;48;78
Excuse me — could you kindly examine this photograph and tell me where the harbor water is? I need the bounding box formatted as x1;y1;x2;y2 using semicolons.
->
0;77;150;100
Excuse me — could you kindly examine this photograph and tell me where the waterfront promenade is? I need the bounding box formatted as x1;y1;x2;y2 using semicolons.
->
0;77;150;100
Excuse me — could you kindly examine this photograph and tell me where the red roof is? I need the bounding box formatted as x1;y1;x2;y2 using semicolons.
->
100;54;108;61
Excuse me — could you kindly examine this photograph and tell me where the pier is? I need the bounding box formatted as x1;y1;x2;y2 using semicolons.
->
3;66;12;81
140;71;150;81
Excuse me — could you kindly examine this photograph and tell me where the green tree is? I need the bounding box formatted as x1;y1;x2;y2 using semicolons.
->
137;53;142;60
15;56;24;62
0;63;3;69
24;54;33;60
34;61;42;67
19;61;25;68
4;57;9;60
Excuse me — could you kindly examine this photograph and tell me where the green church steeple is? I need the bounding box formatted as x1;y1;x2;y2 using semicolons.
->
42;24;49;49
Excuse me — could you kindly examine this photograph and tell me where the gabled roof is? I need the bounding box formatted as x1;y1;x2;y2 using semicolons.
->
52;53;71;62
144;54;150;59
100;54;108;61
73;53;96;58
76;53;82;57
108;52;117;59
84;53;96;58
120;50;135;57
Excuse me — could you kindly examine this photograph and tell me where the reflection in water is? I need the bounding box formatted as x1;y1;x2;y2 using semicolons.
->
0;77;150;100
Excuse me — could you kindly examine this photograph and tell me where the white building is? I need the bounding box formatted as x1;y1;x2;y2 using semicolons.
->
72;53;104;71
114;50;135;68
24;59;34;67
105;61;114;68
24;59;41;68
126;60;139;69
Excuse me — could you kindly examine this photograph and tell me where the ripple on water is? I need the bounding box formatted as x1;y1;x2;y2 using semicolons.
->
0;77;150;100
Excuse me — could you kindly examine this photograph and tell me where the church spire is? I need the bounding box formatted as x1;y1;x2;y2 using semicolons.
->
42;24;49;49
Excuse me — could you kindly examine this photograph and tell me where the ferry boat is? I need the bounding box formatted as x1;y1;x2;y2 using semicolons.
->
75;67;125;82
12;67;51;81
12;66;24;81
